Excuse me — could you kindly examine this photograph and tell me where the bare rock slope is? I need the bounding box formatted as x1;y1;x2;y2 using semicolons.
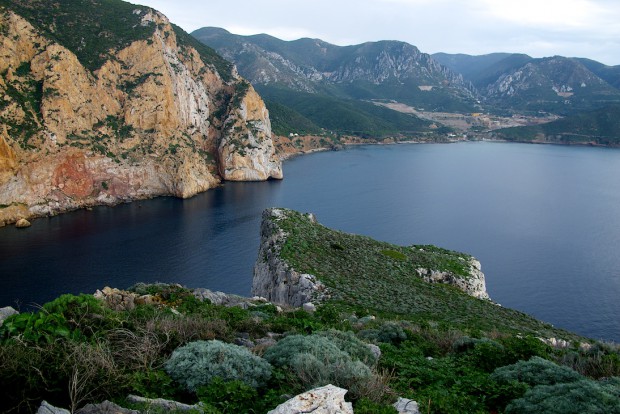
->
0;2;281;225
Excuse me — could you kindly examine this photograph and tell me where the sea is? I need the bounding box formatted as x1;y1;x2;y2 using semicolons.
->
1;141;619;342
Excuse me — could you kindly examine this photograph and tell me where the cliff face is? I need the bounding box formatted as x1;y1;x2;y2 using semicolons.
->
252;208;330;307
0;5;281;225
252;208;489;307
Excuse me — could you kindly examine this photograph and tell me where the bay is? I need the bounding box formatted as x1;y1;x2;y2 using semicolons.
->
1;142;620;342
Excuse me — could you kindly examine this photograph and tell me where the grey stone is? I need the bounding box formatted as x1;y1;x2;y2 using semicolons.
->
394;397;421;414
75;400;138;414
302;302;316;312
0;306;18;326
267;384;353;414
37;401;70;414
126;395;203;412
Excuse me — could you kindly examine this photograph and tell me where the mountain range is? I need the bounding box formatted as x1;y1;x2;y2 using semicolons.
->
194;27;620;142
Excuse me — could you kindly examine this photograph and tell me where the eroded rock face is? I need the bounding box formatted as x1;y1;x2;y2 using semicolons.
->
0;8;281;226
416;258;490;300
252;208;330;307
267;384;353;414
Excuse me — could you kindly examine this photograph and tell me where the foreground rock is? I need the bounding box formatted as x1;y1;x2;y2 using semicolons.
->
394;397;421;414
126;395;203;412
75;401;137;414
267;384;353;414
36;401;69;414
0;6;281;227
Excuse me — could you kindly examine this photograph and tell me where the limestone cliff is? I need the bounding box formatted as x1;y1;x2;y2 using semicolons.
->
252;208;329;307
252;208;490;307
0;2;281;226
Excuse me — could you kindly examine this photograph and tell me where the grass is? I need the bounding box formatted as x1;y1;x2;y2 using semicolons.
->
273;209;582;339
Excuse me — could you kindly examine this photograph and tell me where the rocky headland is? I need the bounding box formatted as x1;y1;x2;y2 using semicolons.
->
0;3;282;227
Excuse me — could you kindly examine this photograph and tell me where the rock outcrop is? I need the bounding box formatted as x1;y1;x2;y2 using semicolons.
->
252;208;490;307
394;397;421;414
0;4;281;226
0;306;18;326
36;401;70;414
252;208;330;307
267;384;353;414
415;258;489;300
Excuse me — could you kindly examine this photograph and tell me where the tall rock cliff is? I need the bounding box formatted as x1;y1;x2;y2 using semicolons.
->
0;1;281;226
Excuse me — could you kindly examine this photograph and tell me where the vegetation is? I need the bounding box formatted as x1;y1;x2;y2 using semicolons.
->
257;86;435;138
494;105;620;146
274;209;579;337
165;340;271;392
0;272;618;413
0;0;156;71
264;100;323;136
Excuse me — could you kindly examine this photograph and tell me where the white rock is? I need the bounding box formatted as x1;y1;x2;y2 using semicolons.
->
394;397;421;414
37;401;70;414
0;306;18;326
303;302;317;312
267;384;353;414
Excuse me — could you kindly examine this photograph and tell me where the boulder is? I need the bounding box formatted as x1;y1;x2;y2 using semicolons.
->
15;218;31;228
394;397;420;414
267;384;353;414
302;302;317;313
126;395;203;412
75;401;138;414
0;306;18;326
37;401;70;414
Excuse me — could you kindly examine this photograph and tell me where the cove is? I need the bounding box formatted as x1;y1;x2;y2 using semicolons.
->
1;142;620;342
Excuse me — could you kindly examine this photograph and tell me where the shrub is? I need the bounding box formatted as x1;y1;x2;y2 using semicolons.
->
164;340;271;392
359;322;407;346
197;378;258;413
315;329;377;365
354;398;398;413
263;334;376;399
492;356;584;387
505;379;620;414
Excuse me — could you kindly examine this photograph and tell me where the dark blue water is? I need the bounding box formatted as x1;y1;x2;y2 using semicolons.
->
2;142;620;342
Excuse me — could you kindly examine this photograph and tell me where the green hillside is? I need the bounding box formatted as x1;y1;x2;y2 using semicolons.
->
0;0;232;78
494;105;620;145
259;86;436;137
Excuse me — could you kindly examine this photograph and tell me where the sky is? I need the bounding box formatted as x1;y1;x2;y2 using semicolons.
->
131;0;620;65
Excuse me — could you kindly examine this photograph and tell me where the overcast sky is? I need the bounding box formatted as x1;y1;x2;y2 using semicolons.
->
132;0;620;65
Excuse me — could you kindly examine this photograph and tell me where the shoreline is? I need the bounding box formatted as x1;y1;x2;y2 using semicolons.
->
3;136;617;228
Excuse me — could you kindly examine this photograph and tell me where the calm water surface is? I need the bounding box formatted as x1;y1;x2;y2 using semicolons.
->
2;142;620;342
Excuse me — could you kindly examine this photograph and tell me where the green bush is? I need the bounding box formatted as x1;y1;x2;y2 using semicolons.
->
359;322;407;346
164;340;271;392
264;334;372;396
354;398;398;413
315;329;377;365
505;379;620;414
492;356;583;386
197;378;258;414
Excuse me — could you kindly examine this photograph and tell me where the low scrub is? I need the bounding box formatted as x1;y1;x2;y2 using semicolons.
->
164;340;272;392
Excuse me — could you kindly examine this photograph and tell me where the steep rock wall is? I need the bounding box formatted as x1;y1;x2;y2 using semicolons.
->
252;208;329;307
0;8;281;225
